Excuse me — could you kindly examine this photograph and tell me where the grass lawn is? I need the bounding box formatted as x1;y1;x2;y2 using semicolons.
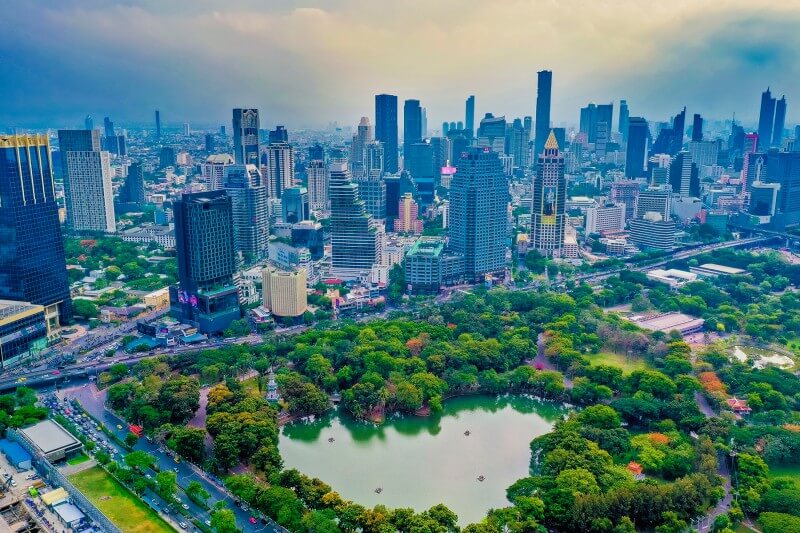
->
584;351;651;374
240;376;263;397
768;464;800;483
69;466;175;533
66;453;90;466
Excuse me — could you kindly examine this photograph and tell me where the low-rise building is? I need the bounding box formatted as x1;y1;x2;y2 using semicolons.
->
119;224;175;248
646;268;698;289
404;239;466;294
0;300;48;370
262;267;308;318
689;263;747;277
18;419;82;462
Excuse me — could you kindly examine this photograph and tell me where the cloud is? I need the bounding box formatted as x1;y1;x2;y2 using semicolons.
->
1;0;799;130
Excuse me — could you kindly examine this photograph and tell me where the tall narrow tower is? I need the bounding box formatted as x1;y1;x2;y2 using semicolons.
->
531;131;566;257
534;70;553;159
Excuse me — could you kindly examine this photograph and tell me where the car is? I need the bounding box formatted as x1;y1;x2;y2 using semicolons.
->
204;520;212;527
116;424;123;430
241;504;249;512
249;517;257;524
145;474;152;480
182;503;189;510
178;522;187;530
15;377;26;383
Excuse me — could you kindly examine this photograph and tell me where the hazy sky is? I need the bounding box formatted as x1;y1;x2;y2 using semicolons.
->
2;0;799;131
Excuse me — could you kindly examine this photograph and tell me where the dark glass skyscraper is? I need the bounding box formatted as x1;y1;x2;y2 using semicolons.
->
375;94;398;173
448;147;509;280
404;99;423;147
0;134;72;331
691;113;703;141
155;110;161;139
119;162;146;206
465;95;475;138
232;108;260;165
170;190;240;334
534;70;552;159
625;117;649;178
773;96;787;147
619;100;629;141
531;131;566;256
224;164;269;263
758;88;776;151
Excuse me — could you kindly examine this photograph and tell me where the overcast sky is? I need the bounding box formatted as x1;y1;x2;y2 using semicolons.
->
2;0;799;131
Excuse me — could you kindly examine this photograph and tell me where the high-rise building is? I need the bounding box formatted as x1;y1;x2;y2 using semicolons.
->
404;99;423;147
421;107;428;139
579;103;613;144
57;129;116;233
365;141;384;177
405;141;435;206
375;94;399;173
629;213;675;250
477;113;507;154
329;163;380;277
0;134;73;332
263;143;295;198
465;95;475;137
205;133;214;153
350;117;373;176
688;140;719;167
84;115;93;131
201;154;234;191
170;190;240;334
758;88;776;151
159;146;176;168
354;175;386;219
269;126;289;145
610;180;641;222
448;147;509;279
393;192;423;234
119;162;146;206
307;159;329;213
586;203;626;235
669;150;695;197
534;70;552;159
651;107;686;156
619;100;629;141
773;96;787;148
103;117;114;139
281;187;309;224
691;113;703;142
309;143;325;161
224;164;269;263
507;118;530;169
625;117;649;178
232;108;260;165
531;131;566;256
636;186;672;220
155;110;161;139
262;267;307;318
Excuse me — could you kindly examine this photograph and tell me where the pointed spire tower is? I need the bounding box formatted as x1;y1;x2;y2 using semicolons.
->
531;129;566;257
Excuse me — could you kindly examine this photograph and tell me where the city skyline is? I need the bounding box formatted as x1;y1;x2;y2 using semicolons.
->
2;1;800;129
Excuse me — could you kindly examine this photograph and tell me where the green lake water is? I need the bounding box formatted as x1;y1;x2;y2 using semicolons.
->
279;395;569;525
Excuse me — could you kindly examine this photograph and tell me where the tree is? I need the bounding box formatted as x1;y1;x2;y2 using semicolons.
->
124;450;156;471
211;508;241;533
124;432;139;448
72;299;99;319
155;471;177;500
224;319;251;338
578;405;621;430
613;517;637;533
186;480;210;506
394;381;423;412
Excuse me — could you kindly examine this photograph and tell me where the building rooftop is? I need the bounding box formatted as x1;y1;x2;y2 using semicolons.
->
628;312;705;334
19;419;80;455
696;263;746;275
407;238;445;257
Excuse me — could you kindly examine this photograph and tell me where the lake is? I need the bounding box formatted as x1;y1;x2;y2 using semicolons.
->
279;394;568;525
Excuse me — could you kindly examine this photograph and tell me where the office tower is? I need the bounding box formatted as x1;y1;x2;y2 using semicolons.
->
291;221;325;259
328;162;380;277
465;95;475;137
365;141;384;178
155;110;161;139
307;160;328;213
691;113;703;141
636;187;672;220
610;180;640;221
232;108;260;165
375;94;399;173
531;132;566;256
119;162;146;206
506;119;529;169
84;115;93;131
629;213;675;250
263;143;295;198
57;129;115;233
477;113;507;154
579;103;613;144
688;140;718;167
281;187;309;223
764;152;800;227
534;70;552;159
749;181;780;217
350;117;373;176
0;134;73;331
406;141;435;206
651;107;686;156
669;151;695;197
115;135;127;157
429;137;451;176
448;147;509;279
586;203;626;234
159;146;176;168
309;144;325;161
384;174;401;220
393;193;423;234
262;267;307;318
171;190;240;334
404;99;423;147
773;96;787;147
625;117;649;179
740;132;759;195
201;154;234;191
224;164;269;263
443;122;450;135
758;88;776;151
103;117;114;139
205;133;214;153
269;126;289;145
183;123;190;136
619;100;629;140
354;174;386;219
421;107;428;139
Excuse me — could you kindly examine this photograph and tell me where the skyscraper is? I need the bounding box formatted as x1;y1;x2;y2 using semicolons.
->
171;190;240;334
224;164;270;263
625;117;649;178
404;99;423;147
465;95;475;137
0;134;72;331
103;117;114;139
534;70;552;159
119;162;146;206
307;159;329;214
201;154;234;191
691;113;703;142
232;108;260;165
579;103;613;144
281;187;309;224
448;147;509;280
669;150;695;197
375;94;398;173
405;140;435;206
350;117;373;176
773;96;787;147
758;88;776;151
205;133;214;153
84;115;93;131
269;126;289;144
477;114;507;154
155;110;161;139
393;193;423;234
263;143;295;198
329;162;380;277
619;100;629;141
57;129;116;233
531;131;566;256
